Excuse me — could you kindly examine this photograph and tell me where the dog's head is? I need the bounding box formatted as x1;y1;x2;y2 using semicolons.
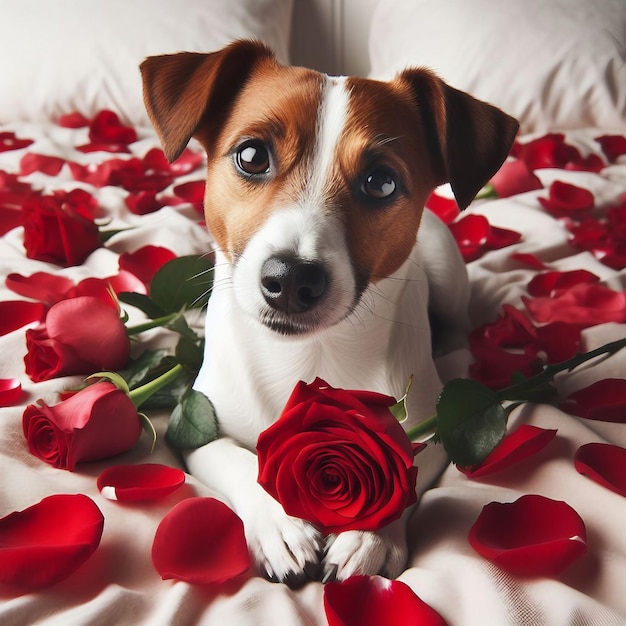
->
141;40;518;336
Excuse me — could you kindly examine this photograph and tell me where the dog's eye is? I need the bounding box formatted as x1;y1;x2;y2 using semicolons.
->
362;169;397;200
235;141;270;176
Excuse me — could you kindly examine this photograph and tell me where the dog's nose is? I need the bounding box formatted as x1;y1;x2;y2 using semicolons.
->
260;257;327;313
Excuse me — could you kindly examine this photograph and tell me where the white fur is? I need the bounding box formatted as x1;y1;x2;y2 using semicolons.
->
187;76;470;583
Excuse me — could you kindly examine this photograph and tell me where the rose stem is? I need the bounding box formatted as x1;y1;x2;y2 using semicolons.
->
127;363;185;409
125;312;180;336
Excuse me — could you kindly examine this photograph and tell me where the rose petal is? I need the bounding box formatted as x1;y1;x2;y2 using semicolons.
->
324;575;447;626
523;283;626;326
527;270;600;298
459;425;557;477
5;271;75;305
595;135;626;162
0;378;22;406
468;494;587;576
510;252;547;269
88;110;137;145
469;344;544;390
0;494;104;589
0;300;45;336
534;321;582;363
170;149;204;175
574;443;626;497
57;112;89;128
98;464;186;501
538;181;595;217
125;191;166;215
559;379;626;423
172;180;206;203
425;192;459;225
0;207;23;235
151;497;249;584
488;225;522;250
118;245;177;286
19;153;65;176
0;131;33;152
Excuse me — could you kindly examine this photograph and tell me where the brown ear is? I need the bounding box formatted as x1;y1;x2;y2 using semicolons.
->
398;68;519;210
140;40;275;161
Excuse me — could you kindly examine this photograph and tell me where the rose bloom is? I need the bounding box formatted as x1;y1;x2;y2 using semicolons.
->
21;191;101;266
22;381;142;471
257;378;419;534
24;296;130;382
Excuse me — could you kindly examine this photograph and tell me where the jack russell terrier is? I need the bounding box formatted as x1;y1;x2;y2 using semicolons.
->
141;40;518;586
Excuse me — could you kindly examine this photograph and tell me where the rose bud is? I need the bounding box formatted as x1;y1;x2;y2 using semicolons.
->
24;295;130;382
22;381;142;471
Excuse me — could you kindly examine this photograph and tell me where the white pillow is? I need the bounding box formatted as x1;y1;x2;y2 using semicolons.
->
368;0;626;133
0;0;293;126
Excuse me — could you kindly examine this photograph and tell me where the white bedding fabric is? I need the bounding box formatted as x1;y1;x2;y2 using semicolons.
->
1;122;625;625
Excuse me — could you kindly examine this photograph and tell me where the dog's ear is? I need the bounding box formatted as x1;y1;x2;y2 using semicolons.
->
398;68;519;210
140;40;275;162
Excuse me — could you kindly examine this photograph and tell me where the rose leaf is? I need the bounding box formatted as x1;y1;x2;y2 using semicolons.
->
149;255;214;313
118;291;167;319
435;378;507;467
166;389;218;450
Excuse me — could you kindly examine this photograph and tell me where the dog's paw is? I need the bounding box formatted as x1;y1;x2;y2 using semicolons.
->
244;495;323;587
322;522;408;582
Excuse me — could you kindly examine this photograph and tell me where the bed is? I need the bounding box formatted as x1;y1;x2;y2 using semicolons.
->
1;0;625;624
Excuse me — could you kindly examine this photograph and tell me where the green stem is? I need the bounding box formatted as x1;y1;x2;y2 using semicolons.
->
405;413;439;441
128;363;185;409
126;312;179;336
497;336;626;402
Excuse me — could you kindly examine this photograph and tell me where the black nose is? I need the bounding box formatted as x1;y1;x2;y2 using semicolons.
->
260;257;328;313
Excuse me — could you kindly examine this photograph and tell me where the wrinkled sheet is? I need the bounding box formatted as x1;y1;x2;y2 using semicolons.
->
0;122;625;625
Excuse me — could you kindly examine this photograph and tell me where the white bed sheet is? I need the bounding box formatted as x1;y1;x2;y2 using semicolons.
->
0;121;625;625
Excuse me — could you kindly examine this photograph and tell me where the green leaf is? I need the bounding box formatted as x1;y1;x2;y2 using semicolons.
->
435;378;507;468
99;227;135;243
138;360;194;410
121;349;170;389
149;255;214;314
175;335;204;370
118;292;167;319
166;390;218;450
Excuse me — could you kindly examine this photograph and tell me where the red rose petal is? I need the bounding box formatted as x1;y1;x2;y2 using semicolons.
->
98;464;186;501
88;110;137;145
488;226;522;250
0;132;33;152
118;245;177;286
0;494;104;589
172;180;206;204
538;181;595;217
170;149;204;175
595;135;626;162
0;378;22;406
76;142;130;154
104;270;148;296
5;271;75;305
510;252;547;269
534;321;582;363
0;207;23;235
425;192;459;225
527;270;600;298
57;112;90;128
575;443;626;497
19;153;65;176
559;379;626;423
125;191;166;215
324;575;447;626
0;300;45;336
459;425;557;478
468;494;587;576
151;497;249;584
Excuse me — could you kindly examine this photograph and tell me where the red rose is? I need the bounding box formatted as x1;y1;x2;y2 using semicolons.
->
257;378;419;534
22;381;142;470
24;296;130;382
21;191;101;266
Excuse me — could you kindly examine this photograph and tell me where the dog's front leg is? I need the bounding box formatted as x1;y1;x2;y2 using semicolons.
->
185;437;323;586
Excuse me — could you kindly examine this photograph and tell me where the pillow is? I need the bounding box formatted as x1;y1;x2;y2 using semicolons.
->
0;0;293;126
368;0;626;133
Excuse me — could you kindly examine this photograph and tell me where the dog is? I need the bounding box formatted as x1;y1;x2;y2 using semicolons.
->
140;39;518;586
